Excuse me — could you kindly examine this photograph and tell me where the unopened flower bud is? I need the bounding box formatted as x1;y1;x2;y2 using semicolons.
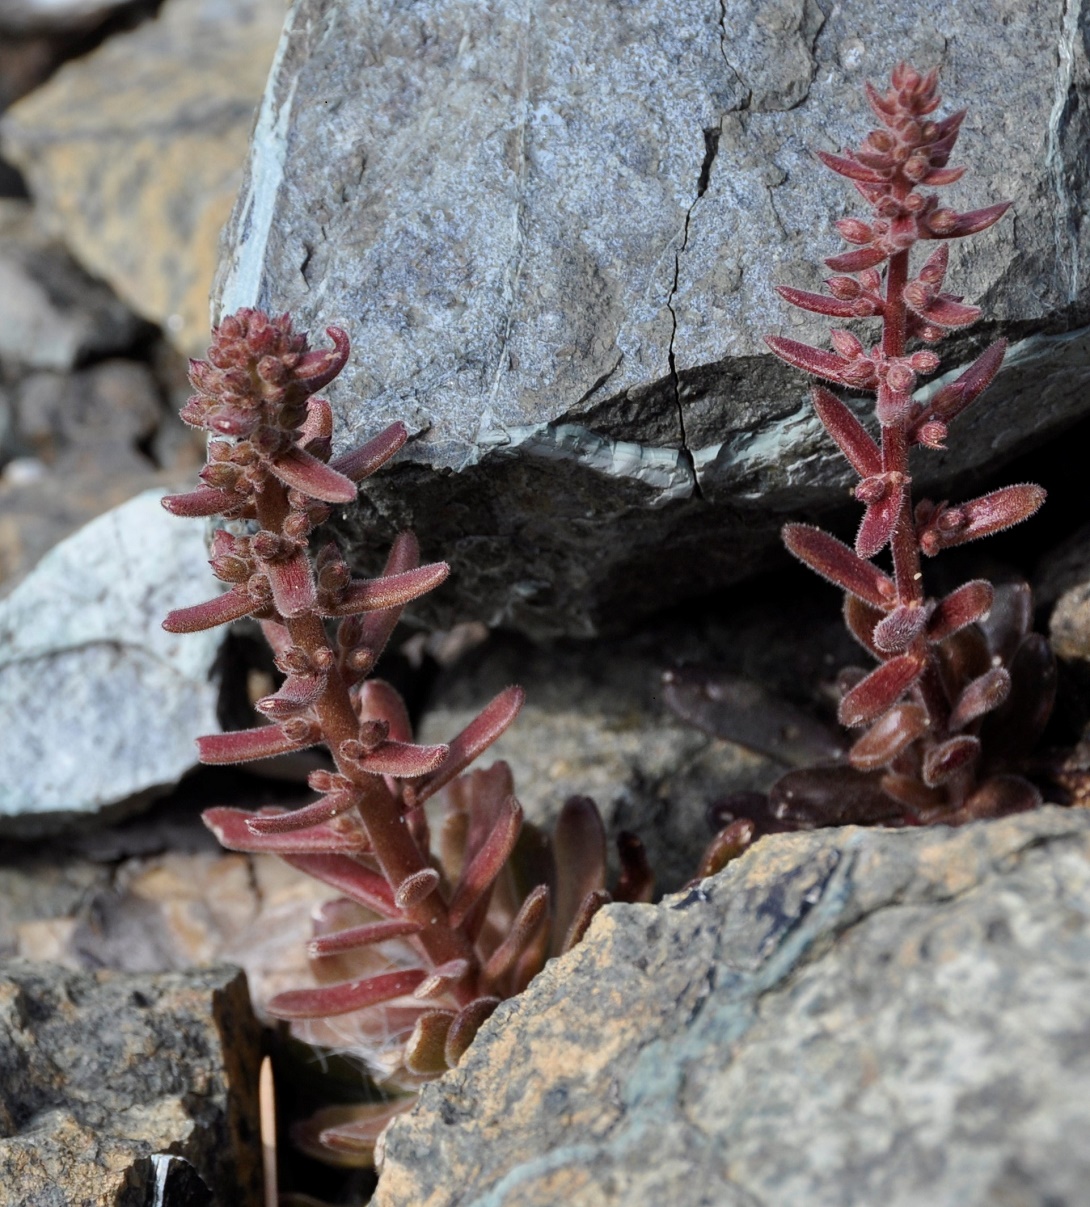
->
830;329;865;359
937;507;967;532
886;362;916;394
909;351;941;374
867;129;894;152
282;717;320;745
311;647;335;672
339;738;366;761
345;647;375;675
826;275;861;300
283;512;311;541
250;530;283;560
916;420;948;449
855;476;888;504
357;719;390;752
928;208;957;234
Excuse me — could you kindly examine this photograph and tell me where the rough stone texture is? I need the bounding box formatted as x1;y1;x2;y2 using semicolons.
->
416;591;856;889
0;198;146;372
0;489;225;829
0;0;287;357
212;0;1090;636
1040;521;1090;662
0;960;262;1207
376;806;1090;1207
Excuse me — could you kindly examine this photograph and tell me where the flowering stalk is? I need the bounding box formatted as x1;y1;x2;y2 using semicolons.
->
163;309;653;1166
762;63;1052;824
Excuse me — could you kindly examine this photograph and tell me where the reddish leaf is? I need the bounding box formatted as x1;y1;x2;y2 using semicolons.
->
269;446;357;503
927;580;994;642
247;793;358;833
263;549;317;619
922;735;981;786
331;421;408;482
949;667;1011;730
300;396;333;444
872;603;930;653
614;832;655;904
197;722;310;764
413;958;471;1000
920;340;1006;429
448;796;523;927
848;703;929;771
482;885;549;987
394;867;441;910
355;679;413;743
775;286;859;319
445;997;501;1067
922;165;966;186
837;654;923;727
551;796;608;957
764;336;850;384
815;149;886;182
256;671;325;718
694;819;756;880
163;588;253;633
268;968;426;1019
295;326;351;392
961;774;1041;821
906;294;981;329
771;765;906;826
920;485;1045;553
323;563;449;616
307;918;422;958
856;487;903;559
161;485;238;517
823;246;889;272
407;686;525;807
293;1101;414;1169
843;595;884;657
561;888;611;954
810;386;881;476
783;524;896;607
926;201;1010;239
203;807;364;854
352;532;423;663
283;853;399;917
352;740;448;778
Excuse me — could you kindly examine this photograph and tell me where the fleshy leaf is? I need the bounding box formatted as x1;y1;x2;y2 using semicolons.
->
268;968;427;1019
282;853;399;917
694;819;756;880
269;446;357;504
308;918;422;958
922;735;981;786
764;336;851;384
247;793;358;833
404;1011;456;1076
918;340;1006;429
197;723;311;764
551;796;608;957
770;765;906;826
323;563;449;616
482;885;549;987
925;201;1010;238
445;997;501;1067
919;485;1045;554
203;807;364;854
561;888;611;954
161;485;238;517
163;588;253;633
815;149;886;182
614;832;655;904
263;549;317;619
448;796;523;928
256;671;325;718
856;487;903;559
823;246;889;272
810;386;881;476
783;524;896;607
775;286;859;319
949;667;1011;730
331;421;408;482
837;654;923;727
847;703;929;771
927;580;993;642
394;867;441;910
407;686;525;807
872;602;930;653
352;740;448;778
961;775;1042;821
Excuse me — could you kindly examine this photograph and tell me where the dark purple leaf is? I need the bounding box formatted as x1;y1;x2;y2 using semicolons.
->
838;654;923;727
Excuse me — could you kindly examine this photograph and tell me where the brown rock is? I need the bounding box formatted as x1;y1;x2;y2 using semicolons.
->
376;806;1090;1207
0;0;286;357
0;961;262;1206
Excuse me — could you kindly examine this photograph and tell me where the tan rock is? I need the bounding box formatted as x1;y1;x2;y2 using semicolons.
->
0;0;286;357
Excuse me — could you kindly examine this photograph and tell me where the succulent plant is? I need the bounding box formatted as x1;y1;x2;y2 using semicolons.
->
672;64;1055;871
161;308;652;1166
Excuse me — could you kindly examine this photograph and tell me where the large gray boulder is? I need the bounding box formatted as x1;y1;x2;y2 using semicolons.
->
376;806;1090;1207
214;0;1090;636
0;490;224;831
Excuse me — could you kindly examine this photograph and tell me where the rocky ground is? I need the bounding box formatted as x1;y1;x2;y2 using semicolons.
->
4;1;1090;1205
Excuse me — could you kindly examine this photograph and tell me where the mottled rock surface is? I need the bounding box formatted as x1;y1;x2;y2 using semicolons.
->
0;0;286;357
377;806;1090;1207
0;961;262;1207
213;0;1090;635
0;490;224;829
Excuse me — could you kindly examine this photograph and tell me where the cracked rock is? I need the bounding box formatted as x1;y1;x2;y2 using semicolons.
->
0;961;262;1207
0;489;225;831
213;0;1090;636
376;805;1090;1207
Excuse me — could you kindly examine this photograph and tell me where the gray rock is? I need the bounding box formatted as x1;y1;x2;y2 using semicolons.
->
0;960;262;1207
0;0;134;35
0;489;225;830
376;805;1090;1207
213;0;1090;636
0;199;145;373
